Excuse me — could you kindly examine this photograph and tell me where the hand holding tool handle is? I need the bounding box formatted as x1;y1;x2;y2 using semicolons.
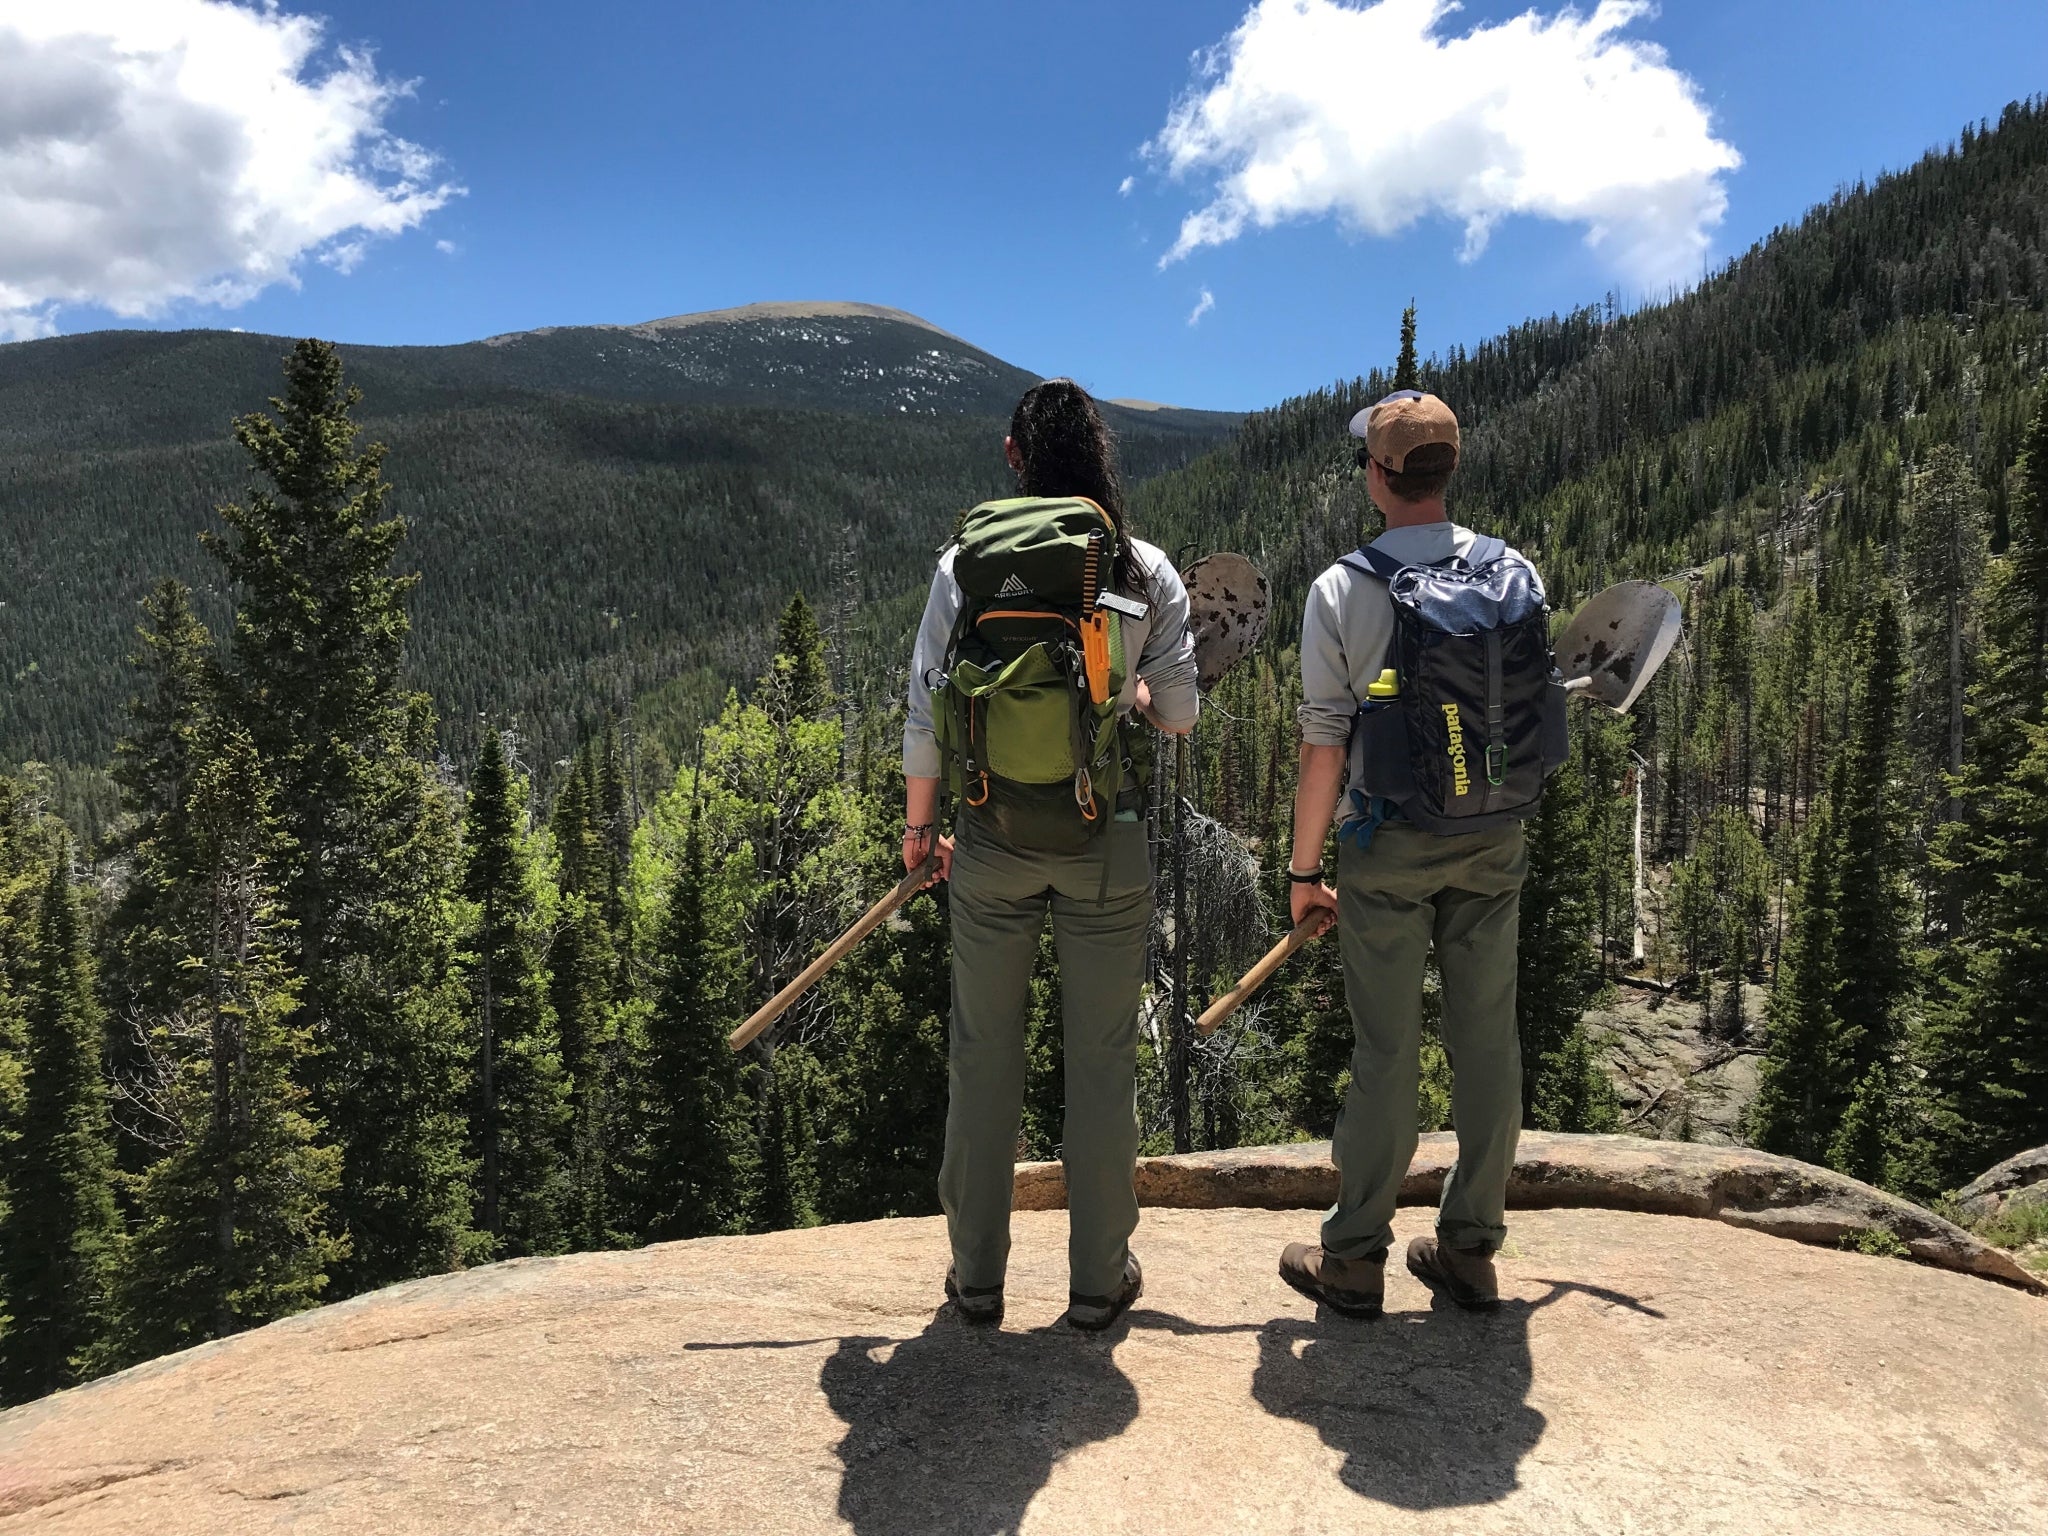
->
728;855;937;1053
1196;910;1334;1036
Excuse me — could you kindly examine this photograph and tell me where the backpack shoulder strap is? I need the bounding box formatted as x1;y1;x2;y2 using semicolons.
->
1337;544;1408;582
1461;535;1508;568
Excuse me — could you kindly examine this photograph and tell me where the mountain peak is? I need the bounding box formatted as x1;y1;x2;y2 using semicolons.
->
482;300;971;349
630;300;969;345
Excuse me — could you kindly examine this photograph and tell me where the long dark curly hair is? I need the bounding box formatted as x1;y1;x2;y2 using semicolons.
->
1009;378;1144;592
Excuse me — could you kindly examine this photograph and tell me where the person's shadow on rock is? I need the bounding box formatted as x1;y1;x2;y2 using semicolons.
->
819;1308;1141;1536
1251;1279;1662;1511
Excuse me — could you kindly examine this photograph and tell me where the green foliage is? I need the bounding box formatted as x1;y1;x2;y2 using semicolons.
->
0;846;121;1404
1752;600;1917;1181
812;857;950;1223
1828;1062;1901;1189
1837;1226;1911;1259
1516;739;1602;1115
1900;445;1990;836
207;339;476;1293
1919;717;2048;1186
1393;303;1420;393
628;769;752;1240
1534;1025;1623;1135
112;724;342;1361
1749;799;1846;1164
1970;1198;2048;1254
459;730;573;1257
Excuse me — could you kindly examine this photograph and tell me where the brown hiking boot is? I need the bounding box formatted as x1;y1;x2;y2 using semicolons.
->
1405;1234;1499;1311
944;1265;1004;1326
1065;1253;1143;1332
1278;1242;1384;1318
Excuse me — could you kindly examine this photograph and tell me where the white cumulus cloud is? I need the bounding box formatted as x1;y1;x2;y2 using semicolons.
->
1118;175;1135;197
0;0;460;340
1145;0;1739;288
1187;288;1215;326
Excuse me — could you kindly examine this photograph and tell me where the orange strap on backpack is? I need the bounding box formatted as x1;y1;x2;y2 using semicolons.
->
1082;611;1114;706
1080;528;1113;706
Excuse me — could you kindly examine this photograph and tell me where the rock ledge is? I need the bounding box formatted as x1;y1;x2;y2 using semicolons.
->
4;1205;2045;1536
1015;1131;2045;1293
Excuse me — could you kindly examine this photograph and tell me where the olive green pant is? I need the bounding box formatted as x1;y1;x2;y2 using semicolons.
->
1322;820;1527;1260
940;817;1151;1298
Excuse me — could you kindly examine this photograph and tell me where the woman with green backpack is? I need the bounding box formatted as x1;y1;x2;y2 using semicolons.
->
903;378;1198;1331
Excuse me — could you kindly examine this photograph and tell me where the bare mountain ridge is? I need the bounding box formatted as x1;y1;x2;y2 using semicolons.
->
488;299;973;347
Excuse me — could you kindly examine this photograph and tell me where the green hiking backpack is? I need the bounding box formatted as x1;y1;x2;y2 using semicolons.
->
929;496;1146;852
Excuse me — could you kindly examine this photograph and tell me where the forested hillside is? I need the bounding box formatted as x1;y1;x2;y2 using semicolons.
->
1;101;2045;1408
0;304;1234;781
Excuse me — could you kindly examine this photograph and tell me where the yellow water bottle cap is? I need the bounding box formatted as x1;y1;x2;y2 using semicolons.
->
1368;668;1399;699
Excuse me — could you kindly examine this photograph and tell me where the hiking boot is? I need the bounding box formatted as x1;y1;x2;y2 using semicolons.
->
944;1265;1004;1326
1405;1234;1500;1311
1278;1242;1385;1318
1065;1253;1143;1332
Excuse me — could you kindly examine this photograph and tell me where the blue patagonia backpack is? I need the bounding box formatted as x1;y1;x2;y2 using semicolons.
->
1342;537;1570;835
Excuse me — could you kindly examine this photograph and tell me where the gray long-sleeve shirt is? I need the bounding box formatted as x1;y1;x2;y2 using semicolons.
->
1299;520;1526;820
903;535;1199;779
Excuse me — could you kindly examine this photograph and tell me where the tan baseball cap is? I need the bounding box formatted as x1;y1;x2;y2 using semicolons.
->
1348;390;1460;473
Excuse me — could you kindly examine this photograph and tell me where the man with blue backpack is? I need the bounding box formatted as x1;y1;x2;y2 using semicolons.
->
1279;390;1568;1318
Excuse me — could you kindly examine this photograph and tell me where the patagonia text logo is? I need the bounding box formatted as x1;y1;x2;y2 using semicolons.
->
1442;703;1471;797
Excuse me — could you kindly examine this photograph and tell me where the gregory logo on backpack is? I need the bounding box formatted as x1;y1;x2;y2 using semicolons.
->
996;573;1032;597
1340;536;1571;834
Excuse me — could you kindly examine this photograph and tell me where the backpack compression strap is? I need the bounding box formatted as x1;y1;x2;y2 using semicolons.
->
1339;535;1506;583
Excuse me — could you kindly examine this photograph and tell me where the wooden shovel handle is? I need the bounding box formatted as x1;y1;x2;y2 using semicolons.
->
727;857;937;1053
1196;912;1333;1036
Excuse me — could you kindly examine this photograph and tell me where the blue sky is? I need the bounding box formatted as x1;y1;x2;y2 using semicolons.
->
8;0;2046;409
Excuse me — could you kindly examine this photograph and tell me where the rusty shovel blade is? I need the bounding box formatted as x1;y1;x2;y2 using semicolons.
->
1182;552;1271;693
1556;580;1682;715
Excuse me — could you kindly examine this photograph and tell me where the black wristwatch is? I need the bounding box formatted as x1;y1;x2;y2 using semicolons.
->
1286;867;1325;885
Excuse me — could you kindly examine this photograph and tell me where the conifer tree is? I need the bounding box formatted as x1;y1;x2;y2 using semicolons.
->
1901;445;1989;895
717;598;860;1228
205;339;474;1292
0;846;121;1404
1534;1023;1621;1135
1393;303;1420;392
1751;599;1915;1171
548;756;613;1098
775;593;834;721
1972;385;2048;727
1826;597;1914;1094
111;581;214;837
1828;1061;1899;1189
813;835;949;1222
460;730;572;1257
1515;747;1602;1123
1749;799;1846;1165
631;776;750;1239
1919;718;2048;1188
114;725;342;1360
549;743;633;1249
103;581;216;1173
1918;388;2048;1188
